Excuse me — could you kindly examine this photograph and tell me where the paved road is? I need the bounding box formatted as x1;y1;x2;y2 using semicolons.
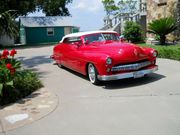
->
2;45;180;135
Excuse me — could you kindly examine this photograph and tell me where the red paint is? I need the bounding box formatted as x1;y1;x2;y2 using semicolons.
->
52;31;158;77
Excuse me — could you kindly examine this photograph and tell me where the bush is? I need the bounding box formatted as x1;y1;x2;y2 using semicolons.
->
0;49;43;106
123;21;143;43
14;70;43;95
138;44;180;61
148;17;177;45
0;49;20;95
0;70;43;105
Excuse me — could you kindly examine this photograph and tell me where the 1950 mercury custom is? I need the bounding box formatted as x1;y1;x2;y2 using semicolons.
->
51;31;158;84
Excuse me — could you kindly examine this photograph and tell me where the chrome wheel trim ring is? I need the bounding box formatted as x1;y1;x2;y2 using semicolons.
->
88;64;96;83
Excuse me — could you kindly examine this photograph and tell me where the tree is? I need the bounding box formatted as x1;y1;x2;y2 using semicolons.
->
0;0;72;17
123;21;143;43
0;10;18;38
148;17;177;45
102;0;119;15
117;0;137;14
102;0;138;15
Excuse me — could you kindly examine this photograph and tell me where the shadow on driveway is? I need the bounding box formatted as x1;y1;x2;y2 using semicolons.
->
18;55;52;68
59;66;166;89
101;73;165;90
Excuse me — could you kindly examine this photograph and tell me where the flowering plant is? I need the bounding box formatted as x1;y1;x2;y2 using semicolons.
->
0;49;21;95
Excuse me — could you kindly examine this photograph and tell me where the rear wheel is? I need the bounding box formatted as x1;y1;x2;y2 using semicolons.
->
57;61;63;68
88;63;99;85
57;63;62;68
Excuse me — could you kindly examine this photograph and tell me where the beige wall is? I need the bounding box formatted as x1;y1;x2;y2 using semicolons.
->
147;0;177;23
147;0;178;38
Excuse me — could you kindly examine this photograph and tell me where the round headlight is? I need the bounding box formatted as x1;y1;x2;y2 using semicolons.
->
106;58;112;65
152;51;157;57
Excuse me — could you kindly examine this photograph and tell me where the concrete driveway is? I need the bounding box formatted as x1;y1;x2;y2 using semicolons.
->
2;45;180;135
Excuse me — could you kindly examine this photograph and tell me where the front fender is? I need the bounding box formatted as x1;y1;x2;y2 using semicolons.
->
82;52;110;75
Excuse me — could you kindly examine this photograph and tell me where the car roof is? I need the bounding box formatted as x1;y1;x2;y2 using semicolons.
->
60;30;118;43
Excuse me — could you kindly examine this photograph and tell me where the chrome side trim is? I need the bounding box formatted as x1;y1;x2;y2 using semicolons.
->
97;66;158;81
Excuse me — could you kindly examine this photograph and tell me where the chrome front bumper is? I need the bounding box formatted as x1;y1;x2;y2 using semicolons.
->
97;66;158;81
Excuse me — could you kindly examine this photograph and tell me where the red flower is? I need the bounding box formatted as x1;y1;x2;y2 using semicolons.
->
1;49;9;59
2;49;9;56
6;63;12;70
10;49;17;57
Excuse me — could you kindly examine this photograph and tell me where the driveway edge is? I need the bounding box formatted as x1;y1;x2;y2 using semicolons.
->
0;88;59;133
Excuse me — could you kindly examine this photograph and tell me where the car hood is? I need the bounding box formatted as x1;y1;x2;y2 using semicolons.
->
84;41;148;61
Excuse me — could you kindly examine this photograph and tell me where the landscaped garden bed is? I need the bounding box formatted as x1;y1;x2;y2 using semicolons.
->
138;43;180;61
0;49;43;106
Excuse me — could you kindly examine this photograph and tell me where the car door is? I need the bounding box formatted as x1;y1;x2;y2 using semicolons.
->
62;37;83;71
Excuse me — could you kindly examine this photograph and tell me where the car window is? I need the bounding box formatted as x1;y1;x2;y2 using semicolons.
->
63;37;82;45
84;33;119;44
102;33;119;41
84;34;104;43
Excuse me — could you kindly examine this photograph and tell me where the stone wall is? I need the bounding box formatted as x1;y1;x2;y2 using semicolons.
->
147;0;178;39
147;0;177;23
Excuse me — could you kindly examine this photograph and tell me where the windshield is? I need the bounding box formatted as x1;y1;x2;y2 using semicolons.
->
84;33;119;44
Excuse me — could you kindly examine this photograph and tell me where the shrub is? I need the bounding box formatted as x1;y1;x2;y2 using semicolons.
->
0;49;43;106
0;49;20;95
0;70;43;105
138;44;180;61
123;21;143;43
14;70;43;95
148;17;177;45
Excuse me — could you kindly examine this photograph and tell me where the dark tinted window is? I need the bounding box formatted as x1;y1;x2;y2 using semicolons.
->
63;37;82;44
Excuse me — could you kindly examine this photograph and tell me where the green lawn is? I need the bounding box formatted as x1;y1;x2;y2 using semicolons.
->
137;43;180;61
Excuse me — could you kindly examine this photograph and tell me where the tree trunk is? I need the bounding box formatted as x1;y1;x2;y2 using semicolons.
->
160;35;166;45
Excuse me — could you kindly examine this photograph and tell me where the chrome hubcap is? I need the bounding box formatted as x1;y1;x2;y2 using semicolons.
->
88;64;96;83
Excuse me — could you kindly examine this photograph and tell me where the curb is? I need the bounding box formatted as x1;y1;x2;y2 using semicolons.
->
0;88;59;133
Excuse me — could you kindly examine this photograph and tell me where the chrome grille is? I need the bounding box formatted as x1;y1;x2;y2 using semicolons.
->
111;61;151;72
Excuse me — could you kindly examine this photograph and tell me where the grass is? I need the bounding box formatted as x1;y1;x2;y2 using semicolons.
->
137;43;180;61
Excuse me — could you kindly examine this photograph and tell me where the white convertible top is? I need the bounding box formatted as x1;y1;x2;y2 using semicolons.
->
60;30;118;43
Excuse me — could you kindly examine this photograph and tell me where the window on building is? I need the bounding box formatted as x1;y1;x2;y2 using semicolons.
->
153;0;167;6
47;28;54;36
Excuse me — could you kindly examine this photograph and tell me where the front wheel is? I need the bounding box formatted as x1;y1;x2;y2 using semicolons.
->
88;63;99;85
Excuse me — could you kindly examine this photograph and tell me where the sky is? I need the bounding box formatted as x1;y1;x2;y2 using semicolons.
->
28;0;106;31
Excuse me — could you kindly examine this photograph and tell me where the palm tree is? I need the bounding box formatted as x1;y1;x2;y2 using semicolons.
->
0;10;18;38
148;17;177;45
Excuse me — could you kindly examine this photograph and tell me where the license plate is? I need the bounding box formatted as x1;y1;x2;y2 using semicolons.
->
134;71;144;78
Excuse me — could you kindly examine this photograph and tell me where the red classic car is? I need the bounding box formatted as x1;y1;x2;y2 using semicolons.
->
51;31;158;84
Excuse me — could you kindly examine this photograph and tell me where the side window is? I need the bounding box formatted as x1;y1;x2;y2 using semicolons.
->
84;34;104;43
63;37;82;45
63;38;69;43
